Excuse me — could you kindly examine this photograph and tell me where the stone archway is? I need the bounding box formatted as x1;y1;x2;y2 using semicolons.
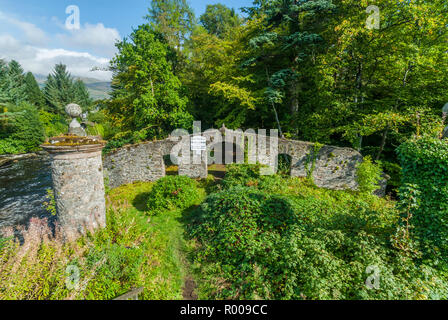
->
103;127;363;191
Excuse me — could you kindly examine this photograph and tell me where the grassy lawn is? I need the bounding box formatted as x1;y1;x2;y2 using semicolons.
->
106;181;206;300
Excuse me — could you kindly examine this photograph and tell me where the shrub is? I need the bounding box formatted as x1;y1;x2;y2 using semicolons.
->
356;156;383;194
397;136;448;264
222;163;263;188
0;103;45;154
189;183;448;300
147;175;200;213
222;163;288;192
39;110;68;138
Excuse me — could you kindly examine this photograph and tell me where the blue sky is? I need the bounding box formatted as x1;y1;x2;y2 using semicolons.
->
0;0;252;80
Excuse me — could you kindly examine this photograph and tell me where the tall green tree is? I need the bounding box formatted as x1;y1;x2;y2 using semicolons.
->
146;0;195;51
244;0;336;136
24;72;45;109
107;24;192;139
0;59;11;105
7;60;28;105
0;60;28;106
43;64;75;114
73;79;93;111
200;4;243;39
43;64;92;114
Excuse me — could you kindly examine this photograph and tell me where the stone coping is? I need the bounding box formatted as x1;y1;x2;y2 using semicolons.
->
41;143;105;155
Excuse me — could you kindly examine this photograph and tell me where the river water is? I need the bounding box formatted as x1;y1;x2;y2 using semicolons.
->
0;156;53;229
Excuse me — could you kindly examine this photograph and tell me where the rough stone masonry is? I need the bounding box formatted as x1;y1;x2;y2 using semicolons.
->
43;143;107;240
104;127;364;191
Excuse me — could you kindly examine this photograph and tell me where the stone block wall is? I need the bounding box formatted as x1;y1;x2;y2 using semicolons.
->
103;130;364;192
104;141;166;189
278;140;363;190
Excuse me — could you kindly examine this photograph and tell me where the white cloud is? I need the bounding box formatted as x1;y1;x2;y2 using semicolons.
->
0;12;119;81
56;23;120;57
0;11;48;45
0;35;112;81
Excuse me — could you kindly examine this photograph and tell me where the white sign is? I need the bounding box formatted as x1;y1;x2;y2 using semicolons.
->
191;136;206;154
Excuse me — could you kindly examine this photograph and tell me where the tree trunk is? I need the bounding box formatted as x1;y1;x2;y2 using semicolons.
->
376;125;389;160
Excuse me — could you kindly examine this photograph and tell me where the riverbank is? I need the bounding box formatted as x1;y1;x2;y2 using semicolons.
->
0;151;48;168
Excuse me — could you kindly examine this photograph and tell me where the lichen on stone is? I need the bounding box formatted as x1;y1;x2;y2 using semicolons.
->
44;134;106;147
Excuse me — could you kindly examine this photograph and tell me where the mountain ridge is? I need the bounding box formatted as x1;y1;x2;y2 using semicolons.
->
34;74;111;101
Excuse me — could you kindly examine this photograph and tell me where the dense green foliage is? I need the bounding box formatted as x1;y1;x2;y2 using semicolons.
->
221;163;286;192
146;0;195;53
397;137;448;265
199;4;242;38
188;165;448;300
106;24;192;148
356;156;383;194
43;64;93;114
147;175;201;213
0;59;92;154
24;72;45;109
0;103;45;154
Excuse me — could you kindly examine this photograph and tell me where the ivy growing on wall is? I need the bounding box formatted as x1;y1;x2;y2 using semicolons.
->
397;136;448;264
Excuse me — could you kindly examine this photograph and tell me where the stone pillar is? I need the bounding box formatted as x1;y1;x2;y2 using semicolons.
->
179;150;208;179
42;143;106;240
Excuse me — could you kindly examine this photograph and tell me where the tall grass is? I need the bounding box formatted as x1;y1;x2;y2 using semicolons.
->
0;180;200;300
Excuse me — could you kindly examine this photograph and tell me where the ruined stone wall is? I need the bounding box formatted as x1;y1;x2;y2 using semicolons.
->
103;130;364;191
103;141;167;189
278;140;362;190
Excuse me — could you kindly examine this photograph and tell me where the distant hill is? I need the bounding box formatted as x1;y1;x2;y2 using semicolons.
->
34;74;111;101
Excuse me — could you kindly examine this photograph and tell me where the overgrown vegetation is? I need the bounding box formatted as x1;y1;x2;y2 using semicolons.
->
2;156;448;300
187;165;448;300
0;181;203;300
1;0;448;301
147;176;201;213
397;136;448;265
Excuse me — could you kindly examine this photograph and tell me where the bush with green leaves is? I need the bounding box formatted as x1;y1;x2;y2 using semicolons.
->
356;156;383;194
397;136;448;264
189;182;448;300
0;103;45;154
147;175;200;213
38;110;67;138
222;163;288;192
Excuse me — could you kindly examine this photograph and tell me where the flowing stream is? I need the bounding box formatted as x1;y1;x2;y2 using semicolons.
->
0;156;53;229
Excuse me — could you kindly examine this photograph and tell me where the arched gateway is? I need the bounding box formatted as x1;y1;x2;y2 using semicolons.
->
104;125;363;191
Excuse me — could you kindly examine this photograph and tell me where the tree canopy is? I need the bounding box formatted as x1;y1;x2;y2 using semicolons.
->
106;24;192;141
